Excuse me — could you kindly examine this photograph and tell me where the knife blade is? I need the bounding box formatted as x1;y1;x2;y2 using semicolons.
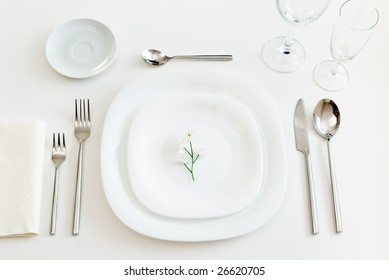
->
294;98;319;235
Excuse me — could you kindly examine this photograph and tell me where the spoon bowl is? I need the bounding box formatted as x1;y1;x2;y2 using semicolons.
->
142;49;171;66
313;99;341;140
313;98;343;233
141;49;233;66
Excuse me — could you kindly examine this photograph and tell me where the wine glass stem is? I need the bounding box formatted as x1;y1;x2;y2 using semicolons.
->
285;30;293;46
331;62;342;76
283;29;294;53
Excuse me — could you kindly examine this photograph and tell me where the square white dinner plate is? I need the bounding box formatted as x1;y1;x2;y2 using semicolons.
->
100;70;287;241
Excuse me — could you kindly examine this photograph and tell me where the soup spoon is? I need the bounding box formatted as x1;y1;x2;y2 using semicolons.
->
313;99;343;233
142;49;233;66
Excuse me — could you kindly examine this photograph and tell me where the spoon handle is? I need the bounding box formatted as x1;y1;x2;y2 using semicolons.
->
327;140;343;233
304;150;319;235
173;55;233;61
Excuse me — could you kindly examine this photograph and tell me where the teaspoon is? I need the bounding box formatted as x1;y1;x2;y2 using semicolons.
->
142;49;233;66
313;98;343;233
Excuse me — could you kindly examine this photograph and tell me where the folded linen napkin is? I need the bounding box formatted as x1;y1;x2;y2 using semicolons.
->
0;121;46;238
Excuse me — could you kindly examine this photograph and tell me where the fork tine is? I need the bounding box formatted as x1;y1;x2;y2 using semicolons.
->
74;99;78;124
62;133;66;149
87;99;91;123
52;133;55;149
57;133;60;149
74;99;91;125
80;99;85;124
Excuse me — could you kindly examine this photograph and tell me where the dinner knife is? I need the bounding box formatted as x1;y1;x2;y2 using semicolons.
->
294;98;319;235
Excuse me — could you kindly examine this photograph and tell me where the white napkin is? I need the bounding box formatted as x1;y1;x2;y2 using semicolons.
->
0;121;46;238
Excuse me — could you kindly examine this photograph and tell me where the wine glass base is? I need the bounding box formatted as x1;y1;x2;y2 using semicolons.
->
314;60;349;91
262;36;305;73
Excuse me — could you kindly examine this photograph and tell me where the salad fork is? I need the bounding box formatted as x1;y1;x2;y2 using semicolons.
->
73;99;91;235
50;133;66;235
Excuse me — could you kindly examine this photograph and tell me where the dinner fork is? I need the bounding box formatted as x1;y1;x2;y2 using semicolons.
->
73;99;91;235
50;133;66;235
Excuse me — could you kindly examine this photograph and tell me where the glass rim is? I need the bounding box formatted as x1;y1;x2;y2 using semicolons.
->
339;0;379;31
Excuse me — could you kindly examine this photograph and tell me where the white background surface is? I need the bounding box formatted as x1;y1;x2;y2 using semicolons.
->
0;0;388;259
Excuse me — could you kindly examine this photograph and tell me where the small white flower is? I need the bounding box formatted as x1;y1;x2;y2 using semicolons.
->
175;131;204;181
180;131;195;144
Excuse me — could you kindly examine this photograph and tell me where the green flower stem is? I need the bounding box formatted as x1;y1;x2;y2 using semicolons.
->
184;147;191;156
183;163;192;173
183;141;197;181
193;154;200;163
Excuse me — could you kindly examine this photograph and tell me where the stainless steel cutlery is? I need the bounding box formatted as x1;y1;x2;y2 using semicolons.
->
142;49;233;66
50;133;66;235
50;99;91;236
294;98;343;234
294;99;319;235
73;99;91;236
313;99;342;233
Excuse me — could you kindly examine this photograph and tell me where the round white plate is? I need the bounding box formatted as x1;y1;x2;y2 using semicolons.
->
45;18;116;78
100;70;287;242
127;93;263;219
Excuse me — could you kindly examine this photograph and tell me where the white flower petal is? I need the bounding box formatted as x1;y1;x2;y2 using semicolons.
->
177;149;191;164
181;131;196;143
194;146;206;156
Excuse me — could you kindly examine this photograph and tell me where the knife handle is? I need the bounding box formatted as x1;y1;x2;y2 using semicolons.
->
305;151;319;235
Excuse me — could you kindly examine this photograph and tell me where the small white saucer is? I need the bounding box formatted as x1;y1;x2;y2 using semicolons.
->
45;18;116;78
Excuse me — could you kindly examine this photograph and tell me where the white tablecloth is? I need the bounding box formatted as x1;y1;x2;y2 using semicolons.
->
0;0;388;259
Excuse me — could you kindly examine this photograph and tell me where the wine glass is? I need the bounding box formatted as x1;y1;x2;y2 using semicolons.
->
263;0;330;73
314;0;379;91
